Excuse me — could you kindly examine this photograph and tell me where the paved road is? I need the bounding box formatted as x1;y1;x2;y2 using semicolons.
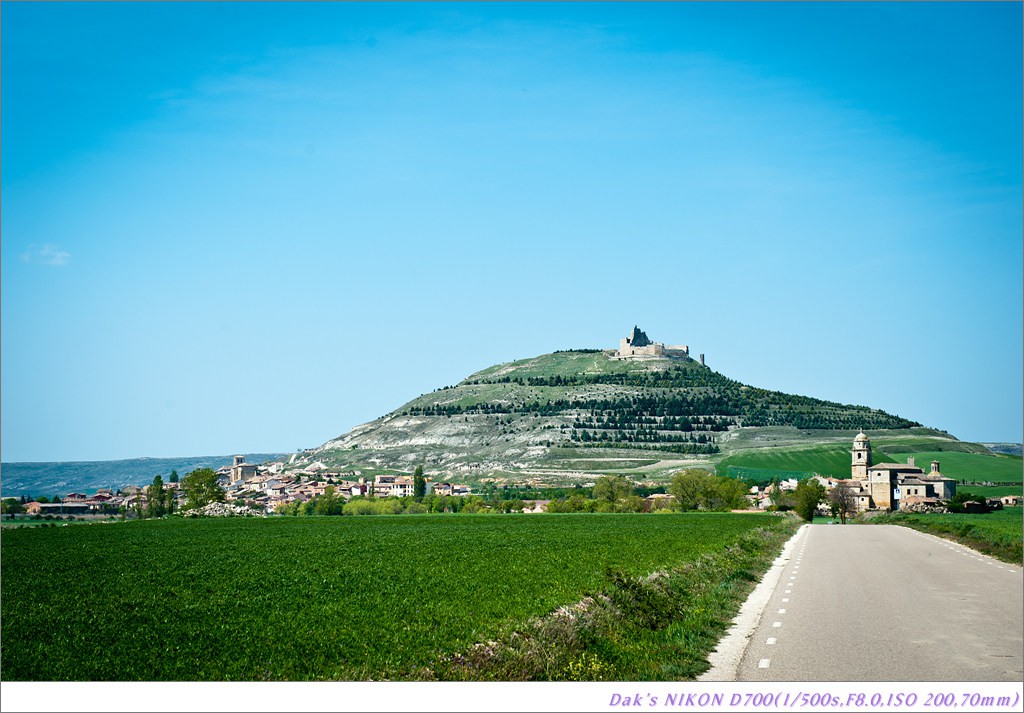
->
735;524;1023;681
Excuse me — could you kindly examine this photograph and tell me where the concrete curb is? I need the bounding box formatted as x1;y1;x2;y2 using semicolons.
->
698;523;810;682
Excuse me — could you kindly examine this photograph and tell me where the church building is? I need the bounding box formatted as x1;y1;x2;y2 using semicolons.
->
846;432;956;511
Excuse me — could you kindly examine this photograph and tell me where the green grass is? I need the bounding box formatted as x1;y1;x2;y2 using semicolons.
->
871;509;1023;564
551;459;660;472
724;466;816;482
892;451;1022;484
717;443;855;480
866;434;991;455
715;443;1019;484
958;485;1023;500
466;351;647;381
0;517;121;529
1;513;793;681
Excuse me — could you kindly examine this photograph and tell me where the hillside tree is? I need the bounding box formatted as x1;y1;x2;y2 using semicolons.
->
313;486;344;516
670;469;747;511
145;475;167;519
413;465;426;501
793;479;826;522
828;482;857;524
1;498;24;517
669;469;706;511
768;479;794;511
181;468;226;510
593;475;633;505
701;475;749;511
163;481;176;515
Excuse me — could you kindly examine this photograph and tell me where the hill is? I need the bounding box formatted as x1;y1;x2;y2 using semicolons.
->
284;339;979;486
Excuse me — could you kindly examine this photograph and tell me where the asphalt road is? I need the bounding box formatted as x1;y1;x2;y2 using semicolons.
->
735;524;1023;681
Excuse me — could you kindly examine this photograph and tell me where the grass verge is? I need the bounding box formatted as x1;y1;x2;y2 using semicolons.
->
868;509;1023;564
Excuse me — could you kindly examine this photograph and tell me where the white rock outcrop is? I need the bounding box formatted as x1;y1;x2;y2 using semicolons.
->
182;502;265;518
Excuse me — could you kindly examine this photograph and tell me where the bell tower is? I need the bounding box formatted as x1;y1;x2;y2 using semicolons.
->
851;431;871;480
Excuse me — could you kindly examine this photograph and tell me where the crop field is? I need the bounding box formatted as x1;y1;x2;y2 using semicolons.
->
548;459;660;471
957;485;1023;500
895;451;1022;483
873;509;1023;564
1;513;793;681
716;443;856;480
724;465;815;482
716;443;1019;484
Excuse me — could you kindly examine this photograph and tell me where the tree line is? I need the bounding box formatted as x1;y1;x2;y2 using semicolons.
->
406;377;920;431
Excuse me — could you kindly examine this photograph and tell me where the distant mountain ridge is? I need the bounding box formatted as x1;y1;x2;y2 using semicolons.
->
1;453;287;499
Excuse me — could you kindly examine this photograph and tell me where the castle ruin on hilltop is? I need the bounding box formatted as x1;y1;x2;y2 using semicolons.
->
614;326;703;364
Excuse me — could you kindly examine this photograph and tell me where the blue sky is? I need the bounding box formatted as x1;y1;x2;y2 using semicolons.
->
3;2;1021;462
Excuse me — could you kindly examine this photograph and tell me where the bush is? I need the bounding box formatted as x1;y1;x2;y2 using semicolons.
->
605;569;684;630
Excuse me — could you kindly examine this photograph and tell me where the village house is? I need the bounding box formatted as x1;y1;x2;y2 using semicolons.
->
811;475;842;489
348;482;371;498
384;476;433;498
26;501;93;516
748;478;800;510
432;482;471;497
643;493;675;511
360;475;471;498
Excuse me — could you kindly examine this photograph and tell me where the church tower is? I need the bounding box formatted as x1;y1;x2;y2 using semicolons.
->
851;431;871;480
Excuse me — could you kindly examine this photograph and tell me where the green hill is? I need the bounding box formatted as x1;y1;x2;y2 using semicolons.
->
284;338;983;487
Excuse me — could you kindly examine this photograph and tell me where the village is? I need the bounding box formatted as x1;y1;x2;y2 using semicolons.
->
12;455;477;519
7;435;1020;521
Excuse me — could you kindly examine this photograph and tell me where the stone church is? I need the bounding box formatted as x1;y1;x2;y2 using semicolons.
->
846;432;956;511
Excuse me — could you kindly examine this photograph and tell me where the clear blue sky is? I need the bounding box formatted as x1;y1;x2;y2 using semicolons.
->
3;2;1021;462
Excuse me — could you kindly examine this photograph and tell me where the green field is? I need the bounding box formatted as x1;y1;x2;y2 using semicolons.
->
958;485;1023;500
717;443;854;480
724;466;816;482
1;513;794;681
716;444;1020;484
467;350;641;380
895;451;1022;483
872;509;1023;564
